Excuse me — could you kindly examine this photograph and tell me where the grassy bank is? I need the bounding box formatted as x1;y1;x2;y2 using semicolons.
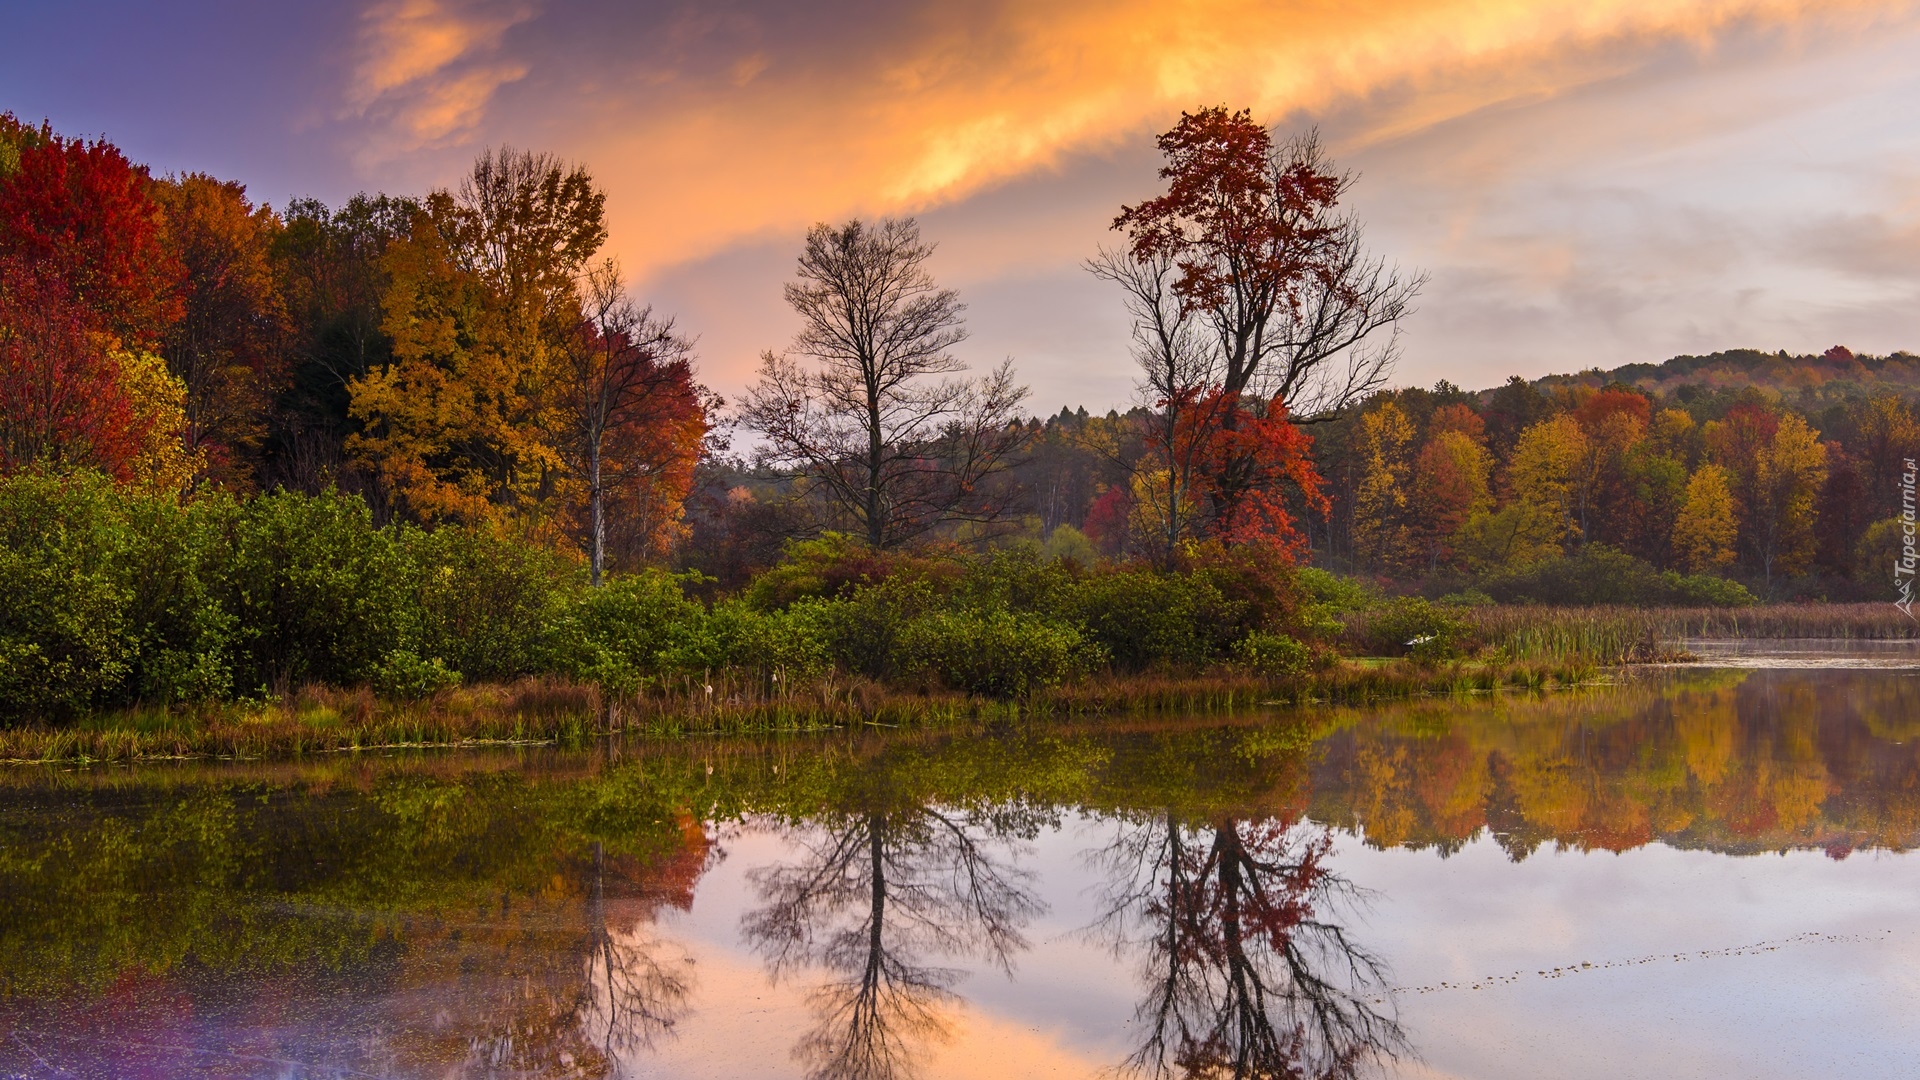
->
0;657;1600;764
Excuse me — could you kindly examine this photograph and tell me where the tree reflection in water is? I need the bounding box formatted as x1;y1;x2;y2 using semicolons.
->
459;833;708;1076
1092;815;1407;1080
573;839;696;1067
742;806;1045;1080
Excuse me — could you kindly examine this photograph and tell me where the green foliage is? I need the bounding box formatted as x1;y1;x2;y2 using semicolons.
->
1041;524;1098;564
551;570;710;693
0;471;238;717
1296;566;1379;639
743;533;958;610
222;490;416;691
0;471;135;717
1483;545;1756;607
1062;568;1227;671
1232;631;1310;677
119;490;237;704
370;649;462;700
1298;567;1379;612
895;609;1102;698
403;526;581;680
1663;572;1758;607
1355;597;1469;661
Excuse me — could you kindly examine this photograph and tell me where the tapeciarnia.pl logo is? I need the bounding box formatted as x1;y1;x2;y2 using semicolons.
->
1898;457;1917;620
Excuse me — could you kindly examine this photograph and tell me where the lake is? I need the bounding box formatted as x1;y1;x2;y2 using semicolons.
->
2;646;1917;1078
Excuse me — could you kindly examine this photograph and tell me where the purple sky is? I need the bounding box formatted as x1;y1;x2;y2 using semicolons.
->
6;0;1918;413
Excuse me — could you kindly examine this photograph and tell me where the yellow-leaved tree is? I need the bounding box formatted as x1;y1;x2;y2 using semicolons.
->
113;349;204;497
1671;464;1737;573
1706;407;1827;587
1457;413;1583;572
349;148;606;529
1351;400;1417;572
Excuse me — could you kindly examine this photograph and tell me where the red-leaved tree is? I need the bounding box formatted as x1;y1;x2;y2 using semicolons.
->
0;257;143;478
0;119;181;346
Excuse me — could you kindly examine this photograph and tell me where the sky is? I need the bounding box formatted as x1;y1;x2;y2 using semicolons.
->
4;0;1918;414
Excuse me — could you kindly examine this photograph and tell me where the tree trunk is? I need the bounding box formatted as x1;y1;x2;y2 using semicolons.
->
867;375;885;548
590;440;605;586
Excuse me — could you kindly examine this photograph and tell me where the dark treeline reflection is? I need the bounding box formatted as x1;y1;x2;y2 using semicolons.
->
0;666;1915;1075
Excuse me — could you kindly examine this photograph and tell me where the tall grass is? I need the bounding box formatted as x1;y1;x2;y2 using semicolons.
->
1462;603;1920;664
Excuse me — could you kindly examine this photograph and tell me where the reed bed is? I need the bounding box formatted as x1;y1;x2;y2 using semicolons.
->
0;658;1600;764
1461;602;1920;664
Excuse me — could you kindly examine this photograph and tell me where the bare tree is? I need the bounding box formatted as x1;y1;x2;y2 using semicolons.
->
740;219;1030;549
559;260;696;584
1087;246;1221;563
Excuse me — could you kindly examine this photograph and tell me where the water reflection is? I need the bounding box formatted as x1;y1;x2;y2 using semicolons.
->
0;665;1916;1076
1092;816;1406;1080
742;806;1044;1080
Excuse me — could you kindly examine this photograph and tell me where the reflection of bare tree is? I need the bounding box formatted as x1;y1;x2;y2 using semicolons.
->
575;840;696;1067
1093;816;1407;1080
453;836;704;1077
742;808;1044;1080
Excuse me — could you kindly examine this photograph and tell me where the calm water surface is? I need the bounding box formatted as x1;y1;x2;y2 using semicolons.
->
3;648;1918;1079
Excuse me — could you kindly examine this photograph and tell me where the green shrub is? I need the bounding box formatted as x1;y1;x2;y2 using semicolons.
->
1662;572;1757;607
1355;597;1469;660
895;610;1101;697
120;491;237;704
743;533;960;610
1041;524;1098;564
702;600;833;682
1298;567;1379;612
1232;631;1310;677
0;471;135;717
806;575;945;680
948;544;1075;616
222;490;417;691
371;649;462;700
404;526;581;680
551;571;710;694
1484;545;1756;608
1061;569;1226;672
1296;566;1378;640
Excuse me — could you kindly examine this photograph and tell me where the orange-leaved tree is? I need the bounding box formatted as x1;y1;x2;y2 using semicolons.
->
1706;405;1827;588
150;173;286;487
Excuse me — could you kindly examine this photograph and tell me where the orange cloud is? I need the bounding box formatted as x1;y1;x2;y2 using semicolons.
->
565;0;1914;278
349;0;536;149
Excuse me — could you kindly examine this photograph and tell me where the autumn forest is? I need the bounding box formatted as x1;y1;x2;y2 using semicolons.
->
2;105;1917;728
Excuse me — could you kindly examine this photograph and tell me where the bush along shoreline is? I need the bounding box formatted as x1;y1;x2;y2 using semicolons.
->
1;470;1903;763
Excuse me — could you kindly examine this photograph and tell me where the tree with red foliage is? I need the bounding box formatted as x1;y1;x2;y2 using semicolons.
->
558;261;707;581
1174;392;1328;558
1114;108;1419;419
0;115;181;345
1105;109;1416;558
0;257;142;478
